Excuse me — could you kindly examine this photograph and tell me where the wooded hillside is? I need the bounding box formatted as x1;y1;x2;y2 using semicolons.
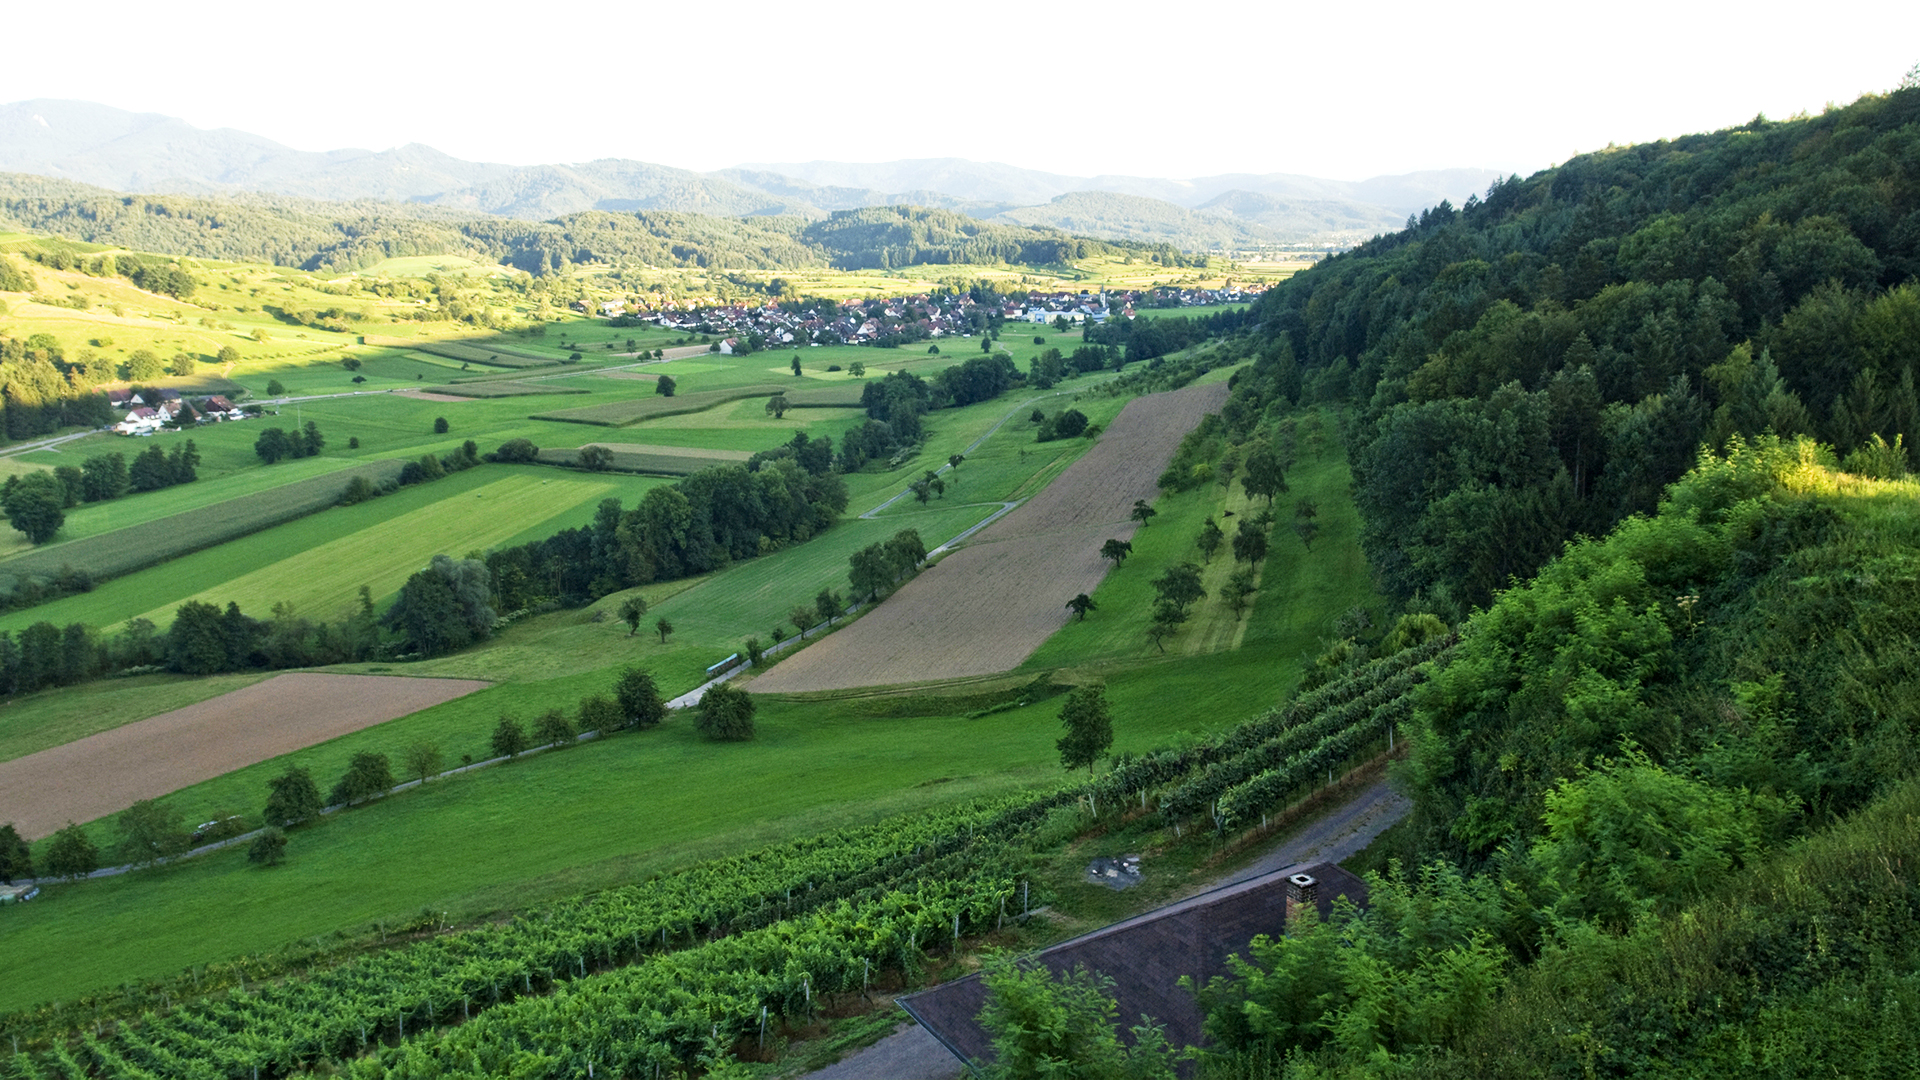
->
1241;87;1920;613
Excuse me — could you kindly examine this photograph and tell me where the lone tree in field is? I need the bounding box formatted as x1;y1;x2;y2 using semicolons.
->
1066;594;1098;621
1056;685;1113;776
656;374;676;397
616;667;666;729
264;766;323;827
1130;500;1157;527
491;715;529;759
248;827;288;867
45;822;99;880
1100;538;1133;567
329;752;394;806
1196;517;1224;562
0;824;31;883
1151;562;1207;615
791;354;803;377
766;393;790;419
433;416;450;434
619;595;648;636
949;454;965;470
655;616;675;643
697;682;756;741
403;741;445;783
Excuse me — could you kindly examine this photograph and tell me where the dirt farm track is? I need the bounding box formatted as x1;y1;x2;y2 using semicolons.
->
751;381;1229;693
0;673;489;837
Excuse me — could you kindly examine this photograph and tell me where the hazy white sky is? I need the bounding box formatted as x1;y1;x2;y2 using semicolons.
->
6;0;1915;181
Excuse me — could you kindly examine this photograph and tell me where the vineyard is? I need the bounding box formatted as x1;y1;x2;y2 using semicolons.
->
0;641;1449;1078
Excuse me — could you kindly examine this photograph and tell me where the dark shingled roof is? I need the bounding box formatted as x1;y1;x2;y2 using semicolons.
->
899;861;1367;1073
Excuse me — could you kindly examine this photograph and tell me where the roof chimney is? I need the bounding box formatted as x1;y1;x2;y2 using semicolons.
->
1284;873;1318;929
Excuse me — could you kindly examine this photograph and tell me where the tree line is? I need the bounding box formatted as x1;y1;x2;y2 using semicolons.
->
0;173;1208;278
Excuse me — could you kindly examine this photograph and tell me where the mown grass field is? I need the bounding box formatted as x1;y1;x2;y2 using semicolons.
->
0;459;409;590
0;466;667;632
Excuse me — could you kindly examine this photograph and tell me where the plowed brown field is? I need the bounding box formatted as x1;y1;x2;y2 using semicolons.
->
0;673;489;837
751;381;1228;693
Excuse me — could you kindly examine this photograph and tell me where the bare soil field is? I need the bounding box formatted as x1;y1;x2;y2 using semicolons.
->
0;674;489;837
751;381;1228;693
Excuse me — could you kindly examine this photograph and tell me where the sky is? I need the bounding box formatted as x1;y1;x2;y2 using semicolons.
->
4;0;1915;182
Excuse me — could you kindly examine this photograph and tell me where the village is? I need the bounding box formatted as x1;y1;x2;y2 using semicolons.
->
582;284;1263;351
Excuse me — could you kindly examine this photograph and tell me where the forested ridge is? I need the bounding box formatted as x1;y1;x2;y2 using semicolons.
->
0;174;1192;275
1235;86;1920;614
1144;86;1920;1077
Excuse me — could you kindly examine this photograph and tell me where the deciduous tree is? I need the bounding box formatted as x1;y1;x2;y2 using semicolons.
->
0;823;31;883
248;827;288;867
1100;538;1133;566
264;766;322;827
1066;594;1097;621
1056;685;1113;776
612;668;666;731
116;799;187;866
45;822;98;880
491;715;529;759
329;752;394;806
403;740;445;783
697;681;756;741
1130;500;1157;527
2;472;64;544
532;709;575;748
619;595;648;635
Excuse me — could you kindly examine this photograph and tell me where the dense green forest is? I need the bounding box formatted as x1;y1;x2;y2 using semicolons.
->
1112;86;1920;1077
1233;86;1919;616
0;174;1192;275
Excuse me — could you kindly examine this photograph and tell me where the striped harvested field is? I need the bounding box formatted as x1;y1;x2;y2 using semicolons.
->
750;381;1229;692
535;443;748;475
0;459;408;589
364;336;557;368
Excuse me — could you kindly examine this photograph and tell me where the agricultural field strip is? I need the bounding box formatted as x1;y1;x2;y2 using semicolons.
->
8;650;1425;1077
0;674;490;838
121;474;619;627
751;381;1228;692
0;459;410;589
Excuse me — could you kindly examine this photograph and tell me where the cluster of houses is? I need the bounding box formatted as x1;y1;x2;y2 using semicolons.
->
581;284;1265;349
106;388;247;436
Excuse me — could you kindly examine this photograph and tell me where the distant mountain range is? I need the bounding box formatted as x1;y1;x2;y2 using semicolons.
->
0;100;1502;248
